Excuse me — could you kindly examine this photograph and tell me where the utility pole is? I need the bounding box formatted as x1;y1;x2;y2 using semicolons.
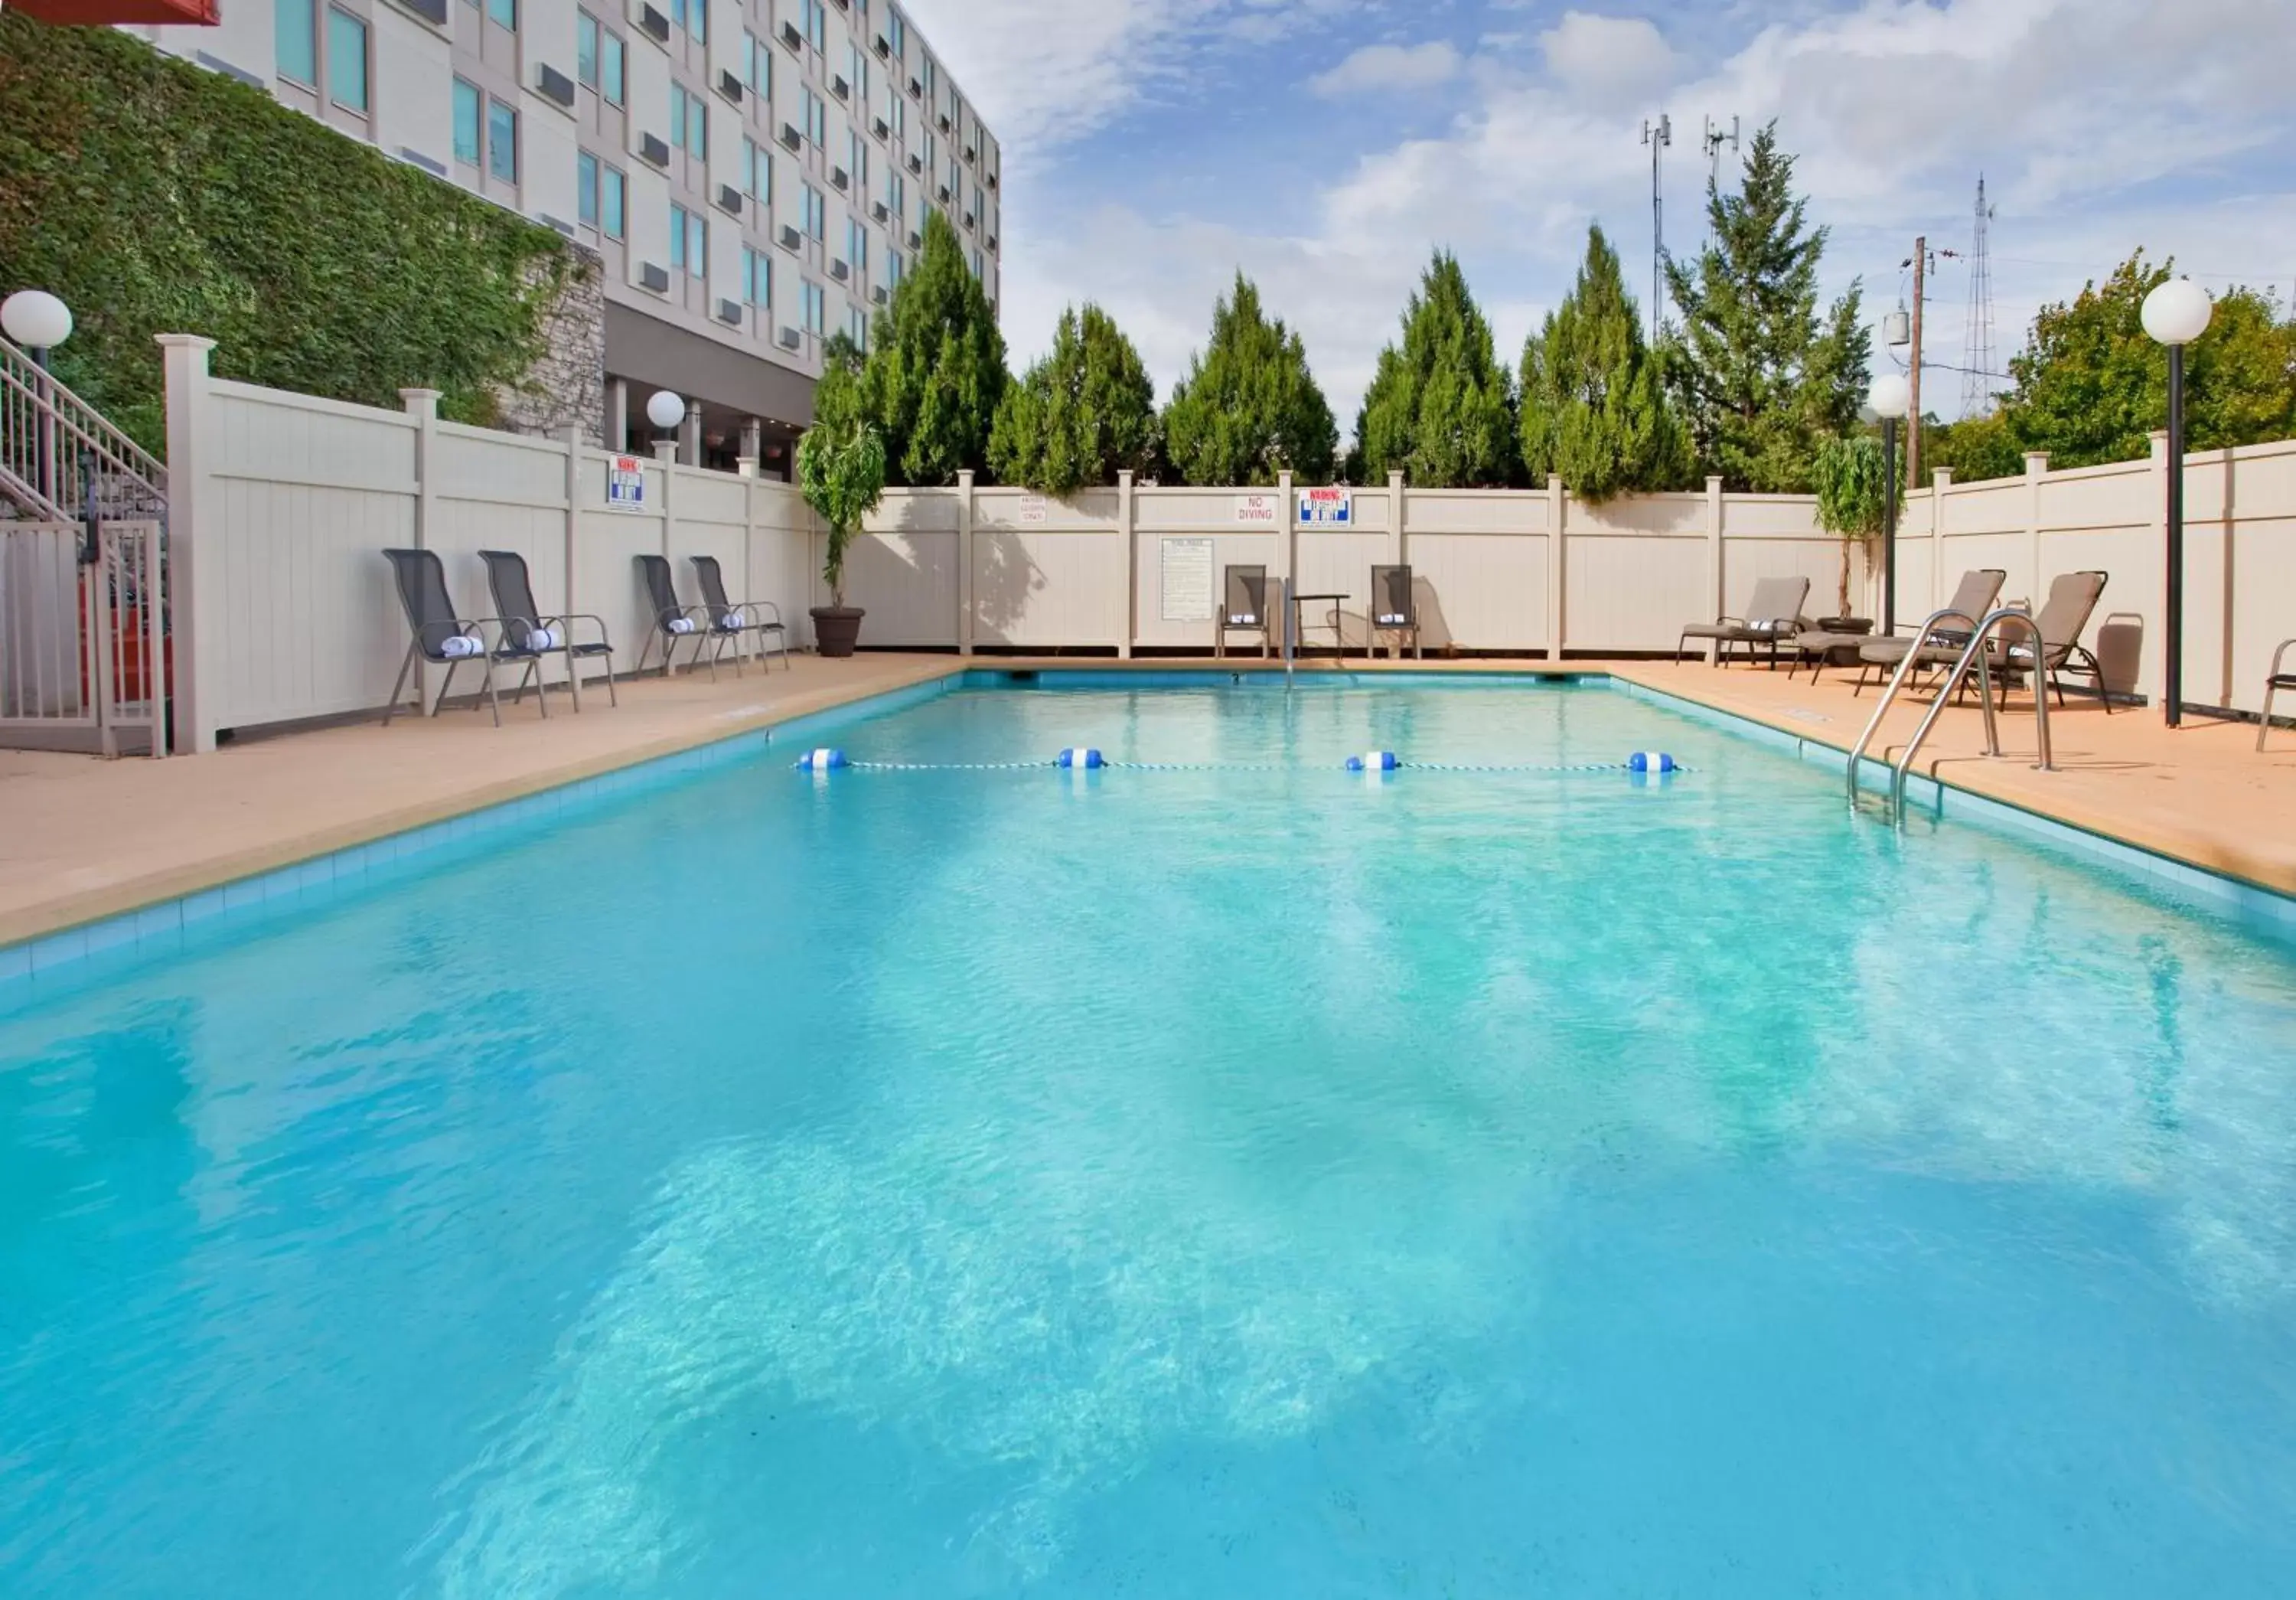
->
1641;114;1671;343
1906;237;1927;493
1701;114;1739;253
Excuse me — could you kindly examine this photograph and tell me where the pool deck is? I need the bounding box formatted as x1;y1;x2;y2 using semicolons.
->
2;651;2291;950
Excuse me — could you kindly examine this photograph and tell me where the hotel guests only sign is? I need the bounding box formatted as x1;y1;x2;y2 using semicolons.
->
606;456;647;509
1299;487;1352;525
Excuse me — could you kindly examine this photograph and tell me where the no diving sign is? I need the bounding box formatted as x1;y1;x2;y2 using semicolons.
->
1234;494;1280;526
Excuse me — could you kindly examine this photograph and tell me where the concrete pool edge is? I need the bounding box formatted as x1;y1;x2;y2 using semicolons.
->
5;659;2290;1001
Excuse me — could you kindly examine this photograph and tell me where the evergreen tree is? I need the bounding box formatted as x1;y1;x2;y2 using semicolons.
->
1664;124;1869;492
1999;252;2296;468
1353;252;1518;486
988;304;1160;495
1519;225;1694;501
856;210;1007;485
1162;274;1338;485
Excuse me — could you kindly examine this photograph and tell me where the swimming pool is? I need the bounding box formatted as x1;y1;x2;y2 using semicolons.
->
4;677;2294;1596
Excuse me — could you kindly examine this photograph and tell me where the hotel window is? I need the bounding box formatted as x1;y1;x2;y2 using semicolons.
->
887;6;905;61
848;129;868;189
670;203;689;272
745;31;769;98
801;279;825;334
488;98;518;182
673;87;707;158
578;12;598;85
686;207;707;276
602;165;626;239
801;182;824;240
887;171;903;219
275;0;316;84
743;247;771;309
579;150;599;227
888;93;904;141
673;0;704;41
602;30;625;104
846;216;867;274
326;8;367;112
745;138;771;203
801;0;825;51
885;247;902;287
800;86;825;148
452;79;481;165
846;43;868;103
848;304;868;349
487;0;514;28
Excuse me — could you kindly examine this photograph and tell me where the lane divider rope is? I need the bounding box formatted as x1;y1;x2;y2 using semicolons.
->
808;759;1690;774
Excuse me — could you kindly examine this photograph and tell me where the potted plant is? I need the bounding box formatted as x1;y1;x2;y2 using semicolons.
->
1812;433;1900;629
796;417;888;658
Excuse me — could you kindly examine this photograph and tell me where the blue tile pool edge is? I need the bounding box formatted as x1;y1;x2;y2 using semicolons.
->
0;673;965;1008
1613;677;2296;942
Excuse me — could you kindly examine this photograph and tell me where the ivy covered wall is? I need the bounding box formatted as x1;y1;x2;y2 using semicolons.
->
0;13;590;450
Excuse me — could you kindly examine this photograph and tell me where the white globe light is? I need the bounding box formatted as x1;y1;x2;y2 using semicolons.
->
645;389;687;431
1867;372;1912;420
1;289;73;351
2141;277;2213;346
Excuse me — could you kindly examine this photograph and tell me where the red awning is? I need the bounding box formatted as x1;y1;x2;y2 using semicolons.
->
11;0;220;24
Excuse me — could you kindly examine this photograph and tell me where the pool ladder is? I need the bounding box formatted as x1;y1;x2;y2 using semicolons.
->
1280;574;1296;687
1846;606;2056;826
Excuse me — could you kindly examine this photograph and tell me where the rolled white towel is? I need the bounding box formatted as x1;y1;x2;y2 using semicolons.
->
666;616;697;635
1376;612;1408;626
438;633;484;658
718;610;745;631
1228;612;1257;625
527;625;562;651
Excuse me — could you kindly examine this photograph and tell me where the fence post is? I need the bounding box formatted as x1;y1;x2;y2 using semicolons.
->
1546;477;1567;661
1705;475;1725;664
1387;469;1406;568
1281;469;1298;602
400;390;442;712
2022;450;2049;609
1117;468;1136;658
563;423;584;705
957;469;976;655
1928;468;1952;615
157;335;219;753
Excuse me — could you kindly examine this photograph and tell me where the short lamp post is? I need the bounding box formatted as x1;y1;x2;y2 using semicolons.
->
1867;372;1911;635
2141;277;2213;727
2;289;75;502
645;389;685;461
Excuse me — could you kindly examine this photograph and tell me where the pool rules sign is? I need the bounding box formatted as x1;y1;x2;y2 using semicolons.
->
606;456;647;509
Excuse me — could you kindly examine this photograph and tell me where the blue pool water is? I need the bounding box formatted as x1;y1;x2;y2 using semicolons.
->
4;680;2295;1597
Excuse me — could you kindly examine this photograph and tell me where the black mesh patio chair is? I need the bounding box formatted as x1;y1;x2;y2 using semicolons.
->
1369;564;1422;659
1215;565;1270;658
2260;638;2294;752
478;548;618;712
689;553;790;674
1678;575;1812;667
380;547;524;727
634;553;710;678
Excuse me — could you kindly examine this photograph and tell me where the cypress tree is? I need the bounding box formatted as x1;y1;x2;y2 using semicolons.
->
988;304;1160;495
857;209;1007;485
1162;274;1338;485
1664;124;1869;492
1519;224;1694;501
1353;252;1518;486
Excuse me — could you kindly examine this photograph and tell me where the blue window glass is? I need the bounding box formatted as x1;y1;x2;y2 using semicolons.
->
452;80;481;165
670;204;687;272
276;0;316;84
578;150;599;227
602;33;625;105
487;0;514;28
577;12;598;87
602;166;625;239
686;211;706;277
326;9;367;112
488;99;517;182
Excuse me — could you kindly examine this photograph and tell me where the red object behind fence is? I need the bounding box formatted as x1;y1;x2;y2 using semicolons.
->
11;0;220;24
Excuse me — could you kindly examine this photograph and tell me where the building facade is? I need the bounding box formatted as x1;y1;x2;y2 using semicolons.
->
130;0;1001;475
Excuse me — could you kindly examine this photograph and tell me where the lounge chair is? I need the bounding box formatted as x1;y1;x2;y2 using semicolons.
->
1678;576;1812;667
380;547;527;727
478;548;619;711
1215;564;1271;658
689;554;790;673
2262;638;2294;752
1840;568;2007;693
1995;570;2113;712
634;554;710;678
1369;564;1422;659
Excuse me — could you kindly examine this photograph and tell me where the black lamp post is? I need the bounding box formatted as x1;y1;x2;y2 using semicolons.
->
1869;373;1911;635
2141;278;2213;727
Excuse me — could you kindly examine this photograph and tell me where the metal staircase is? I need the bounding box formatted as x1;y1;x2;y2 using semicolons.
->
1;336;171;756
1847;606;2056;824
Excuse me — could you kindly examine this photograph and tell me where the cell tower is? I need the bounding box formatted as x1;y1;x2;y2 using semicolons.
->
1701;114;1740;253
1959;175;1998;417
1641;114;1671;343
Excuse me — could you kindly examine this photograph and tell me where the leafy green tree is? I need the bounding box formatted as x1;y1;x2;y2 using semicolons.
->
1162;274;1338;485
1998;252;2296;468
855;210;1006;485
1812;433;1900;620
1665;123;1870;491
1353;252;1518;486
810;331;868;433
1922;410;2024;484
987;303;1159;495
1519;225;1694;500
797;418;888;609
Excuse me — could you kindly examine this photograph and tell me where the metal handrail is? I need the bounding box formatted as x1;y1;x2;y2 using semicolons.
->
0;335;167;523
1844;606;1979;808
1887;606;2055;824
1281;573;1296;687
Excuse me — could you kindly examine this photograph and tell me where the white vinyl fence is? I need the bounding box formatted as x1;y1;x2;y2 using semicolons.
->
149;336;2295;752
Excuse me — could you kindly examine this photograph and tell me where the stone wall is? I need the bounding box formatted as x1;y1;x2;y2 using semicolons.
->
492;244;606;445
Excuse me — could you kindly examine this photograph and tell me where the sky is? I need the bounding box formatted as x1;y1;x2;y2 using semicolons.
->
898;0;2296;433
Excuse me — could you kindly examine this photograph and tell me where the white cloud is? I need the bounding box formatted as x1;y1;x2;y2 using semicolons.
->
1538;12;1681;101
1309;41;1464;100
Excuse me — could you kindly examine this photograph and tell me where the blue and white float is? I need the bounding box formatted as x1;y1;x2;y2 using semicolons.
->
1627;751;1677;774
797;748;849;772
1346;751;1400;772
1056;747;1105;769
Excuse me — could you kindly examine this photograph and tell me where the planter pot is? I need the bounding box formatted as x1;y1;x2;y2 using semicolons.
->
810;606;866;658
